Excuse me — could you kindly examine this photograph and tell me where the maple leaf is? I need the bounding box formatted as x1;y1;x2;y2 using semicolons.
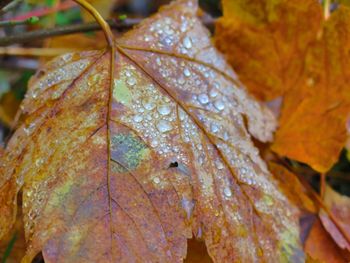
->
216;0;350;172
1;0;304;262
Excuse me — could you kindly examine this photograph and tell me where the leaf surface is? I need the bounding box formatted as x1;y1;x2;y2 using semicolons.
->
1;0;304;262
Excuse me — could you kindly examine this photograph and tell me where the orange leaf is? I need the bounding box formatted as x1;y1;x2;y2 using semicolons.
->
216;1;350;172
272;7;350;172
1;0;306;262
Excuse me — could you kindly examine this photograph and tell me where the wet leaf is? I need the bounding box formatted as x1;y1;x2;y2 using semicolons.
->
216;1;350;173
1;0;305;262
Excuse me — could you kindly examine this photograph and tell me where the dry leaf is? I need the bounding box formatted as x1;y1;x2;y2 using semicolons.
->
216;0;350;172
319;185;350;251
272;6;350;172
1;0;305;262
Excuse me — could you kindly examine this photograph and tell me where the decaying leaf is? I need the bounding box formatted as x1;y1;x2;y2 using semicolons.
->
1;0;305;262
319;185;350;251
272;6;350;172
216;0;350;172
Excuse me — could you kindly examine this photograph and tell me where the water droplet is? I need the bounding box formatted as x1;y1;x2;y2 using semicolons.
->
150;139;159;147
183;68;191;77
157;105;171;115
133;115;143;123
178;77;185;85
183;36;192;49
127;77;136;86
153;177;160;184
198;94;209;104
224;187;232;198
215;161;224;170
209;89;218;98
240;167;247;175
210;123;219;133
35;158;44;167
156;120;173;133
181;197;194;220
142;99;156;110
214;100;225;111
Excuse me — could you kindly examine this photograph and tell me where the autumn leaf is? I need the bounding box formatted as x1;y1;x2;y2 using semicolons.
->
319;185;350;251
1;0;305;262
216;0;350;172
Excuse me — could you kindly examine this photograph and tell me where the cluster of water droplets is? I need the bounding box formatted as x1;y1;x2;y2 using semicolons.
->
23;179;49;239
27;59;90;102
116;66;188;164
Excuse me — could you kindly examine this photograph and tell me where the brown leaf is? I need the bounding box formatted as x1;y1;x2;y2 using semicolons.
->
319;185;350;251
1;0;305;262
